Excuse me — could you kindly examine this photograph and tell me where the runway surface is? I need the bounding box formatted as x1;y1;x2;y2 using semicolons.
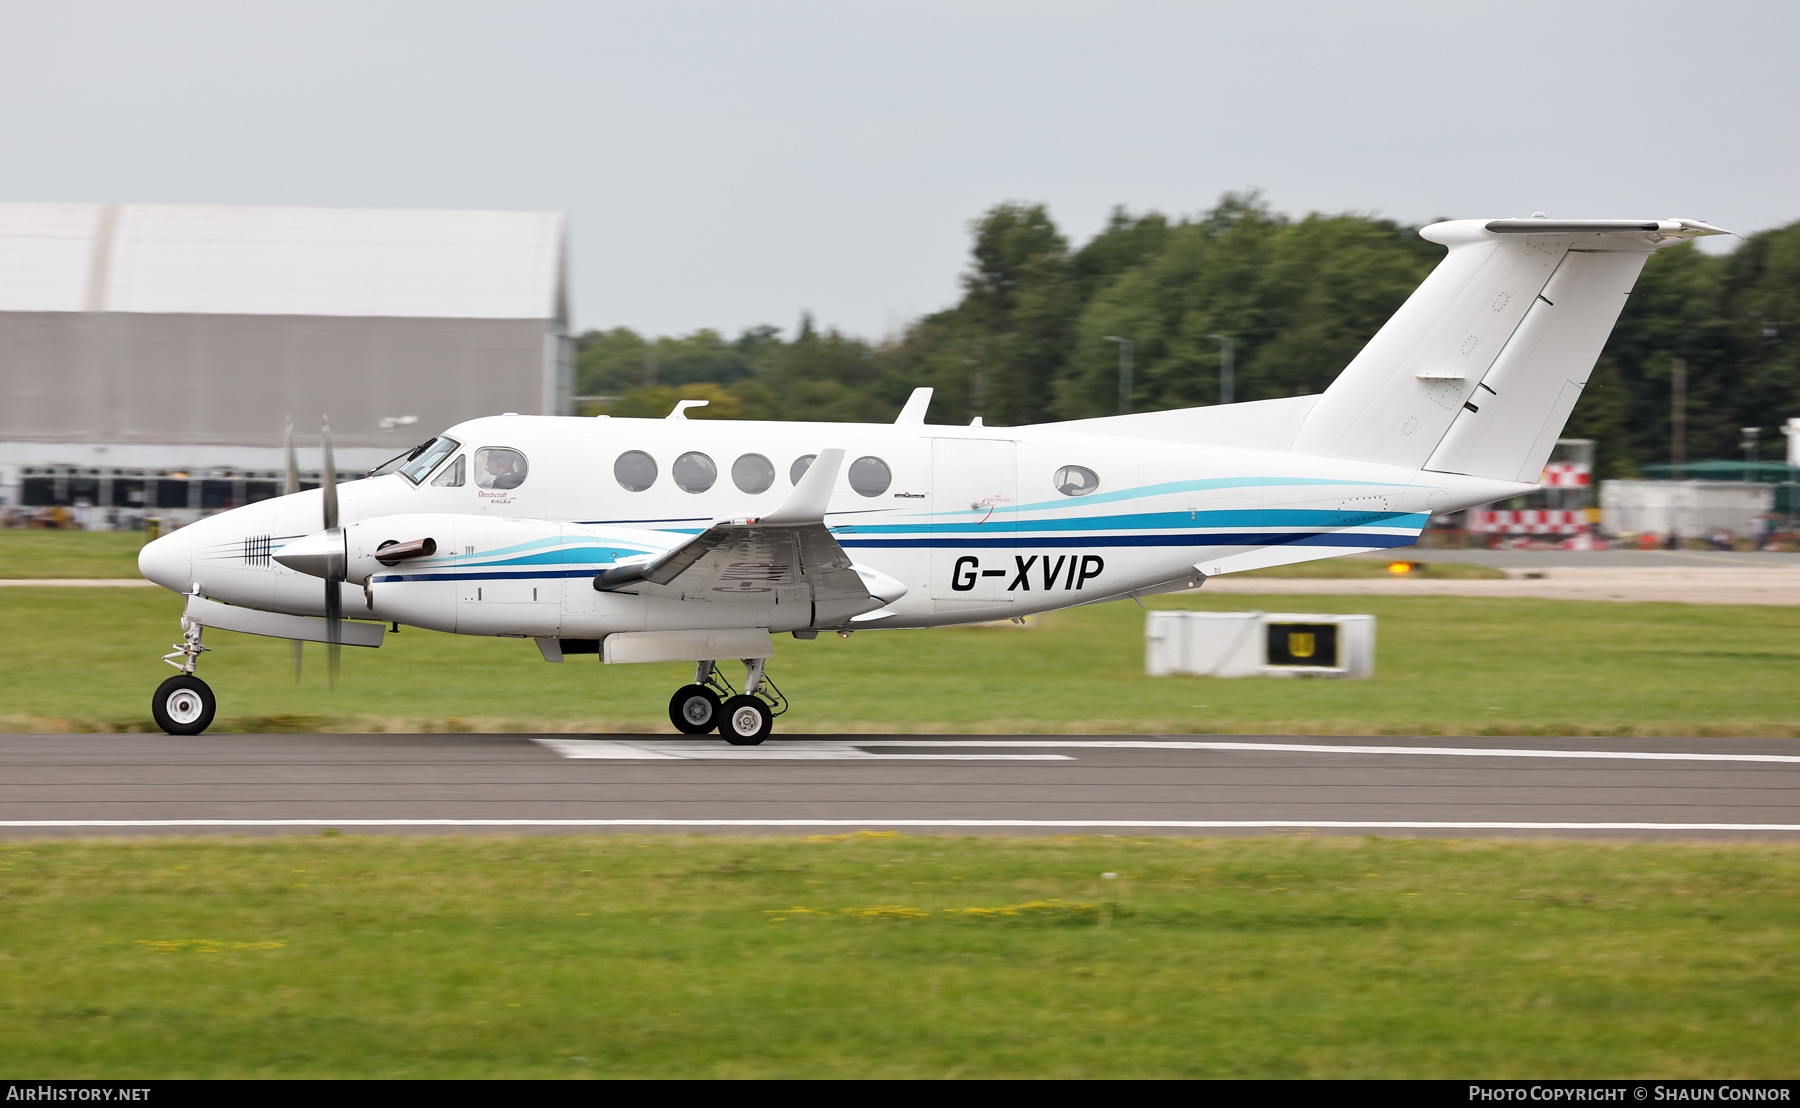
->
3;732;1799;838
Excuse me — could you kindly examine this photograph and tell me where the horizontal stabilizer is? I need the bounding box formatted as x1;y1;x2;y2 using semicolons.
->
1485;218;1730;237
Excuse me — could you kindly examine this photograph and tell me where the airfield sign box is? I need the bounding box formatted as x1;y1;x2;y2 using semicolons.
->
1145;611;1374;679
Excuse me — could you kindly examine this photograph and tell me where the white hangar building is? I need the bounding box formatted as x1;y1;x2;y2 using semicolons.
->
0;201;571;524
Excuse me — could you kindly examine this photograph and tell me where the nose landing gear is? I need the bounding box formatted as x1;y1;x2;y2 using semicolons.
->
153;617;217;735
666;658;785;744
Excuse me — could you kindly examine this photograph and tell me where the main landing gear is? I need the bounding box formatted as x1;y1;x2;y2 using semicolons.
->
152;617;217;735
667;658;787;745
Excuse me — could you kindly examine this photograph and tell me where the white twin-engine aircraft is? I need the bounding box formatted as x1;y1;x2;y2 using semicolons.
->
137;216;1727;742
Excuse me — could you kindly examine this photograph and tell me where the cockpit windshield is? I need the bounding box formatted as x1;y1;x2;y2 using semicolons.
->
369;439;432;479
369;436;461;484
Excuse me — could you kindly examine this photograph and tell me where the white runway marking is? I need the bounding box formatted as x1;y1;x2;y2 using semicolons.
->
535;737;1800;765
2;819;1798;832
533;738;1072;761
851;739;1800;765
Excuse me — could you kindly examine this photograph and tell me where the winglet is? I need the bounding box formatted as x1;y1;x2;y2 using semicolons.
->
761;448;844;525
895;387;933;424
668;400;710;419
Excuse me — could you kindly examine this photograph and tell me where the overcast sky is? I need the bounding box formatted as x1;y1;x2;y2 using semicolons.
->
4;1;1795;339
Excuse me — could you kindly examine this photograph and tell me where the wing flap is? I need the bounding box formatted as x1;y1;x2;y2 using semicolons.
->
595;519;889;617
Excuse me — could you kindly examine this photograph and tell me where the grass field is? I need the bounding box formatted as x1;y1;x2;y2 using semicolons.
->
2;584;1798;736
3;833;1795;1078
0;530;149;578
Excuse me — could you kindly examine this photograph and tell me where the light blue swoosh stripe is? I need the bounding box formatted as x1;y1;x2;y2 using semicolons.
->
877;476;1413;521
459;544;657;569
837;509;1428;535
439;536;564;562
1003;476;1409;515
406;538;659;571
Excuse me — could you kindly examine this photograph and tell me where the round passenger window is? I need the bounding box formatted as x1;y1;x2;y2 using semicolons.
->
614;450;657;492
732;453;775;494
789;454;816;485
848;456;891;497
672;452;718;494
1054;465;1100;497
474;447;528;491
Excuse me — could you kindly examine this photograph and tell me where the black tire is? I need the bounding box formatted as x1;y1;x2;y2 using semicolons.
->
669;684;722;735
720;695;773;745
152;674;216;736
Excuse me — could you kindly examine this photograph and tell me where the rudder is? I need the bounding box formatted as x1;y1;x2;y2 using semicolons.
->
1288;218;1727;480
1425;248;1646;483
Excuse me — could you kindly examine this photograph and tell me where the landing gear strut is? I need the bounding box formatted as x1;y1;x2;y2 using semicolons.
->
667;658;785;744
153;617;217;735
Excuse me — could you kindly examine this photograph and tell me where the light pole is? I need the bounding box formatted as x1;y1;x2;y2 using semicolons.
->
1103;336;1133;415
1205;334;1235;405
1742;426;1762;483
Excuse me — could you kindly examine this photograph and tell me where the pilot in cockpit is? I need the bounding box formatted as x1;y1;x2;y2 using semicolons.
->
476;447;527;491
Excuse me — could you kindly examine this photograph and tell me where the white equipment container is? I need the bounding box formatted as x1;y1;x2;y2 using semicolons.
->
1145;611;1375;679
1600;480;1773;540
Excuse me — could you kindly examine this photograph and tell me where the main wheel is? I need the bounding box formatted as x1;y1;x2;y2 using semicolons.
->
152;674;216;736
669;684;722;735
720;695;773;745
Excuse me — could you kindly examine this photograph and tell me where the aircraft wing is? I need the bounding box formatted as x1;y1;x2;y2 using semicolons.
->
593;449;902;624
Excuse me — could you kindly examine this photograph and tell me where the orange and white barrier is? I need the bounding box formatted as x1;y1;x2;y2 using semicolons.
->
1466;509;1592;534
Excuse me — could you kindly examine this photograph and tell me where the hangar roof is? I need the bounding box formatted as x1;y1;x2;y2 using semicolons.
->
0;202;565;321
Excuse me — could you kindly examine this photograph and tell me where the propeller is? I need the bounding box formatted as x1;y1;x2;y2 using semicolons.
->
279;416;344;687
285;418;302;682
321;417;342;689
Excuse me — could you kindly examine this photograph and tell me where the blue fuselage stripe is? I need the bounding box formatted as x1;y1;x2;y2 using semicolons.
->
839;532;1416;550
375;530;1415;583
373;568;612;584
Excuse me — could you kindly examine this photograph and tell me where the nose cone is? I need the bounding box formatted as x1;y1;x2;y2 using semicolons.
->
273;529;345;580
138;529;193;592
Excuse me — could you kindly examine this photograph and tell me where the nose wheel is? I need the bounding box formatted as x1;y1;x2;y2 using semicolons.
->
670;658;785;743
152;674;216;736
152;614;218;735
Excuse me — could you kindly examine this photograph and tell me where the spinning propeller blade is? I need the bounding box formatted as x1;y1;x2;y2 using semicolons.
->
283;417;300;496
321;418;341;689
285;417;302;681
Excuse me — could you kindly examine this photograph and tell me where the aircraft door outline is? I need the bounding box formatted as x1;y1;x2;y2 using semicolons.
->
930;437;1017;603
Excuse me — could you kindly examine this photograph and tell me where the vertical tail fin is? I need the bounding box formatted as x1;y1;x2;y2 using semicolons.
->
1289;218;1728;480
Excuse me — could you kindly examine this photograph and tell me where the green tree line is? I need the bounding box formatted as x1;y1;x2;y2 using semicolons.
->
577;194;1800;478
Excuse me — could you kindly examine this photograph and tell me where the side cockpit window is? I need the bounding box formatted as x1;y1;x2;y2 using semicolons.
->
475;447;528;490
430;455;466;487
1055;465;1100;497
